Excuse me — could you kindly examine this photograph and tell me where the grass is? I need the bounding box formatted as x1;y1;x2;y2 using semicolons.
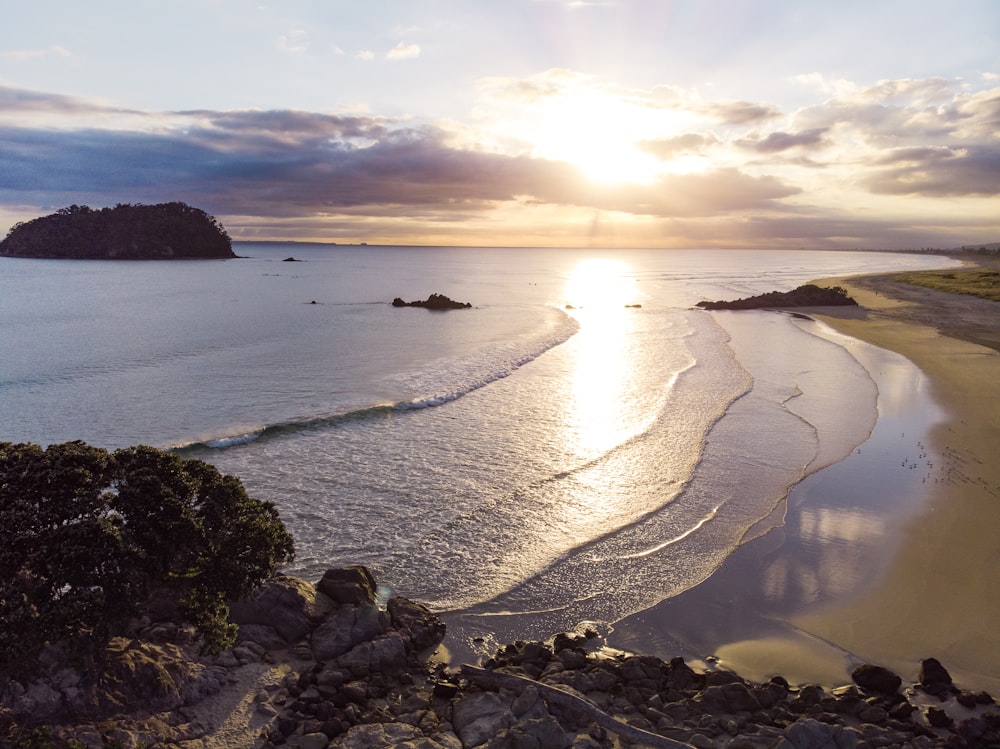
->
893;268;1000;303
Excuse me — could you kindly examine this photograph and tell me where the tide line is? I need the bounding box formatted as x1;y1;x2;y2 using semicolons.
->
619;504;721;560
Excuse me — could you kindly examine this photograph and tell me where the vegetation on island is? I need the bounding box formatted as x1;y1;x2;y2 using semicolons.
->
0;202;235;259
0;441;294;671
894;268;1000;303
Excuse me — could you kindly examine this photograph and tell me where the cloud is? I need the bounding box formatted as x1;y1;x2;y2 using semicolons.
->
0;85;130;116
356;50;375;61
0;96;799;228
638;133;720;160
278;30;309;54
866;145;1000;197
699;100;782;125
0;45;73;62
386;42;421;61
1;74;997;247
736;128;829;153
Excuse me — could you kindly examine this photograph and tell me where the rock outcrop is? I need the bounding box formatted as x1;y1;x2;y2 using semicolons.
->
392;293;472;310
696;284;857;310
5;567;998;748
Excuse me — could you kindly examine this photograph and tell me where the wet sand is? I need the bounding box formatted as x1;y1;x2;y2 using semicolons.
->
609;261;1000;694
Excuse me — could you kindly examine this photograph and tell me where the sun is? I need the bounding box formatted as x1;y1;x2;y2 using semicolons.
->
528;89;663;185
533;91;660;184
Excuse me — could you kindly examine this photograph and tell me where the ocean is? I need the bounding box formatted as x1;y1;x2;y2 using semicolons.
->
0;245;953;655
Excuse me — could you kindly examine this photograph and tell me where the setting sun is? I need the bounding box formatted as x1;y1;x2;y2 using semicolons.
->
530;94;663;184
528;89;664;185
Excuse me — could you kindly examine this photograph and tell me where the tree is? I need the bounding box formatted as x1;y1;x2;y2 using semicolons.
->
0;441;295;668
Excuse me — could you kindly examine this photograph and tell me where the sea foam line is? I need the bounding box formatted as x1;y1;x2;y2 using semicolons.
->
175;309;579;453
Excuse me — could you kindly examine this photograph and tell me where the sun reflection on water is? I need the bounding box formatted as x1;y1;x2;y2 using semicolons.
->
561;258;643;456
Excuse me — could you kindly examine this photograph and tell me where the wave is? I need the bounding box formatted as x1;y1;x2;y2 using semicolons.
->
174;309;580;453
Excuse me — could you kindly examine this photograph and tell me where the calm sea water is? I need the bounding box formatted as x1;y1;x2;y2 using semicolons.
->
0;245;952;652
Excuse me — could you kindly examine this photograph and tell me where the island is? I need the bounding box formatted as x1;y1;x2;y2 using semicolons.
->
0;202;235;259
392;293;472;309
696;283;857;310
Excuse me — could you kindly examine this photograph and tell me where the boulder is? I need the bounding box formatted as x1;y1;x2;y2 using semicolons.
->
388;596;447;653
850;663;902;695
918;657;954;696
452;691;517;748
229;573;317;643
311;602;387;662
317;565;378;606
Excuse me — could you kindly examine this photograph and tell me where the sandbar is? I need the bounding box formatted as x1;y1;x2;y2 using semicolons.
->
609;258;1000;694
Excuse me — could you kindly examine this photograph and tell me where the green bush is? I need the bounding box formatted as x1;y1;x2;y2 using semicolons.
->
0;441;294;667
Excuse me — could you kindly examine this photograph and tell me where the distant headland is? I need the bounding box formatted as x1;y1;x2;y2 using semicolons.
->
696;283;858;310
0;202;236;259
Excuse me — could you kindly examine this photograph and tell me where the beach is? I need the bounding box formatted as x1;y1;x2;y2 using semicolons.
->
610;259;1000;695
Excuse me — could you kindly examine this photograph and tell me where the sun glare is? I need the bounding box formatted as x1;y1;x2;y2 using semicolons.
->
564;258;638;310
529;91;663;185
561;258;642;455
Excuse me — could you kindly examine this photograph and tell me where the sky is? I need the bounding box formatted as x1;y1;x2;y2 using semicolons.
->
1;0;998;249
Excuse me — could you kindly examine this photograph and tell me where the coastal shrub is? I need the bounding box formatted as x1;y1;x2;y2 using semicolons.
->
0;441;295;669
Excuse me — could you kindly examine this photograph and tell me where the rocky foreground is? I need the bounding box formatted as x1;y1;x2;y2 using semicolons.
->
3;567;998;749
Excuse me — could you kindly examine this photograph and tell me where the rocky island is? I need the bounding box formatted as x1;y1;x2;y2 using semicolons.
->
696;284;857;310
0;202;235;259
392;293;472;310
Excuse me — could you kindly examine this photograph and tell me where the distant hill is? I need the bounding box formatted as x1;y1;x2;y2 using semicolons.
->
0;202;235;259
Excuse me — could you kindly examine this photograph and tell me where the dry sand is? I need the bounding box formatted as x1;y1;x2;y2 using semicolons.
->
610;262;1000;695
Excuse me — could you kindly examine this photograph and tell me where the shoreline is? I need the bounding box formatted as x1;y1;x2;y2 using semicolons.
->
609;265;1000;694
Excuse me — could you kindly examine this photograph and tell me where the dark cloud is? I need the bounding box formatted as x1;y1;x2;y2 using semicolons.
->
181;109;389;142
866;145;1000;197
0;103;800;226
699;100;781;125
737;128;829;153
0;83;141;116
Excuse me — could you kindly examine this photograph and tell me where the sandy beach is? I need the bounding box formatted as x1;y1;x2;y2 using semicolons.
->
610;259;1000;695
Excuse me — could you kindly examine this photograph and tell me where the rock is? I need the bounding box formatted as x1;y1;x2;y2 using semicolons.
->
310;602;387;662
369;632;409;674
338;722;426;748
777;717;860;748
392;293;472;310
452;691;517;748
919;657;954;696
388;596;448;653
850;663;902;695
229;573;318;643
926;706;954;729
317;566;378;606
